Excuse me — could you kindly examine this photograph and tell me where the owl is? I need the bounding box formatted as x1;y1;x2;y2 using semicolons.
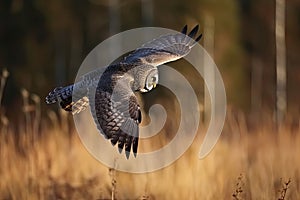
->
46;25;202;158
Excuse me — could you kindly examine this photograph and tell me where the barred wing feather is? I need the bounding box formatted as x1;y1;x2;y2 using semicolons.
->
122;25;202;66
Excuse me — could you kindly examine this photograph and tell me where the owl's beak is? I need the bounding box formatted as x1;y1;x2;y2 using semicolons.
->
153;83;157;88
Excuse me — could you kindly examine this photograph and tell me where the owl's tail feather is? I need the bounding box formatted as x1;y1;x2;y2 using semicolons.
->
46;85;74;111
46;85;89;114
71;97;89;115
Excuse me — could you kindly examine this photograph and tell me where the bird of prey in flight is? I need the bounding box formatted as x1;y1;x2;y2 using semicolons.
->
46;25;202;159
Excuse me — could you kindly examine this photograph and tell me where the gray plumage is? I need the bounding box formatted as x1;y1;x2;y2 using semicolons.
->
46;25;202;158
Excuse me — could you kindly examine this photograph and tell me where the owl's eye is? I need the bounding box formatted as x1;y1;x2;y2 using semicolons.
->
147;83;153;89
141;70;158;93
142;77;154;92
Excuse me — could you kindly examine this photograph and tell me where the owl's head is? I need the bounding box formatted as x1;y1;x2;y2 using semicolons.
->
140;69;158;93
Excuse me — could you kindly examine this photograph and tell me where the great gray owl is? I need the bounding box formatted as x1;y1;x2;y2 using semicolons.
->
46;25;202;158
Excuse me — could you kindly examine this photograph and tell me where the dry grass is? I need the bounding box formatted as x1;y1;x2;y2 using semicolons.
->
1;112;299;200
1;69;300;199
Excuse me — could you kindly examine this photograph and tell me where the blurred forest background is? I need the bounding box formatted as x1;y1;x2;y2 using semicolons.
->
1;0;300;199
1;0;300;119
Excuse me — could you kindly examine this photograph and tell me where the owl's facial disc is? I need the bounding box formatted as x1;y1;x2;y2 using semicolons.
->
141;71;158;93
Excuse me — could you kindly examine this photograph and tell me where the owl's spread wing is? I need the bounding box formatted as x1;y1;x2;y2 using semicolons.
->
89;69;141;158
122;25;202;66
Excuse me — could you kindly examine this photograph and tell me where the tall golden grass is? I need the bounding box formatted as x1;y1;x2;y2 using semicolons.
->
1;69;299;199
